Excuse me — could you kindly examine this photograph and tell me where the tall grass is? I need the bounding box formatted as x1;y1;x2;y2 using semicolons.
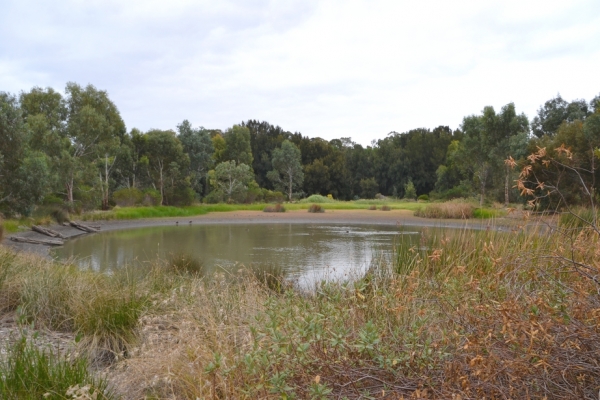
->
0;335;113;399
0;250;148;364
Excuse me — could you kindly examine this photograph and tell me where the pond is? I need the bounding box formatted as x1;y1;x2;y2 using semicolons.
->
52;223;425;285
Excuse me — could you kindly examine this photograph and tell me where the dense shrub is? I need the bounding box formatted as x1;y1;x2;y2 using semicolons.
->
308;204;324;213
368;205;377;210
203;190;224;204
264;190;285;203
301;195;334;203
418;194;429;201
380;205;391;211
142;189;161;206
112;188;144;207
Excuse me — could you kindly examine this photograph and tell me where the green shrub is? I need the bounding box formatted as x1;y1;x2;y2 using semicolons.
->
263;204;286;213
142;189;161;206
308;204;324;213
0;335;113;400
301;195;334;203
168;185;195;206
404;180;416;200
113;187;144;207
264;190;285;203
418;194;429;201
203;190;224;204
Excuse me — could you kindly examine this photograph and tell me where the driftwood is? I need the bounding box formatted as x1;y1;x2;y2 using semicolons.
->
11;236;64;246
32;225;66;239
69;221;100;233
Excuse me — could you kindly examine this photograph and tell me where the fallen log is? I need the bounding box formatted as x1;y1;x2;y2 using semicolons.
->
69;221;99;233
32;225;66;239
10;236;64;246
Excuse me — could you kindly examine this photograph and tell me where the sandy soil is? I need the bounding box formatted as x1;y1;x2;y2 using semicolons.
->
2;209;501;257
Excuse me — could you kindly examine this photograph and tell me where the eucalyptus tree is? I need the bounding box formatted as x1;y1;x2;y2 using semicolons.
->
213;161;254;202
144;129;190;205
267;140;304;201
61;83;126;206
0;92;51;215
223;125;253;166
177;119;214;196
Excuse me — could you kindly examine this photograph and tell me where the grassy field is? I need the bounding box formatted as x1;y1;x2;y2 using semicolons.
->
1;216;599;398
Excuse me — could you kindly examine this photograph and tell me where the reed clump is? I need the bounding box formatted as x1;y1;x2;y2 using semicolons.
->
414;200;475;219
0;335;113;399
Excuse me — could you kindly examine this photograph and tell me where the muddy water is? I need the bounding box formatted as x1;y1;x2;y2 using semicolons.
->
52;223;424;284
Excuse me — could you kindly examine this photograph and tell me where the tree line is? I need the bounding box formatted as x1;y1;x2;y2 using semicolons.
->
1;82;599;216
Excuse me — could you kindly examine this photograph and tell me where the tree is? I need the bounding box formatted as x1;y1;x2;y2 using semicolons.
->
532;94;591;138
0;92;51;215
144;129;190;205
177;120;214;196
213;161;254;202
223;125;253;166
266;140;304;201
359;177;378;199
61;83;126;206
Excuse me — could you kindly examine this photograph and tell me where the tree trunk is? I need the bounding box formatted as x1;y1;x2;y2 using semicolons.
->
66;176;74;204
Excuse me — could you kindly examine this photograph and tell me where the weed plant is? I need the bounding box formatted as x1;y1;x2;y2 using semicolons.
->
0;335;113;399
368;205;377;210
380;204;391;211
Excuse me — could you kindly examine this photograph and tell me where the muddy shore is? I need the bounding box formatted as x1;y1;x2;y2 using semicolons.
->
2;209;506;257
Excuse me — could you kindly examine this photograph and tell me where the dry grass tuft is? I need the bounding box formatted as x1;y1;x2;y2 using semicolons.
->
263;203;286;213
414;201;475;219
308;204;324;213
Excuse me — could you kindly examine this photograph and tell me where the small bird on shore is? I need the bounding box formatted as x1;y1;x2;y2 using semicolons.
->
176;221;179;225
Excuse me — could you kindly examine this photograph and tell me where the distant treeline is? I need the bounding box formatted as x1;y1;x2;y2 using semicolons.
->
1;83;599;216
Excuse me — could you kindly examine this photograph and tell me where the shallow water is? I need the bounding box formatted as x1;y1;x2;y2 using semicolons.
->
52;223;424;284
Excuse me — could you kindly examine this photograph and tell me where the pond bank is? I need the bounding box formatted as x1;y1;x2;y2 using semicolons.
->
2;209;511;257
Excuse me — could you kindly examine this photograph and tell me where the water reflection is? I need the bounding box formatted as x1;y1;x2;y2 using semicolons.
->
53;223;422;284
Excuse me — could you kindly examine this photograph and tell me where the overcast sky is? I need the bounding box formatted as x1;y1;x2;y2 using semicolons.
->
1;0;599;146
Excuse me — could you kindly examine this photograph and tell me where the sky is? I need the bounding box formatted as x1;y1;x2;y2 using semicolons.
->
1;0;599;146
